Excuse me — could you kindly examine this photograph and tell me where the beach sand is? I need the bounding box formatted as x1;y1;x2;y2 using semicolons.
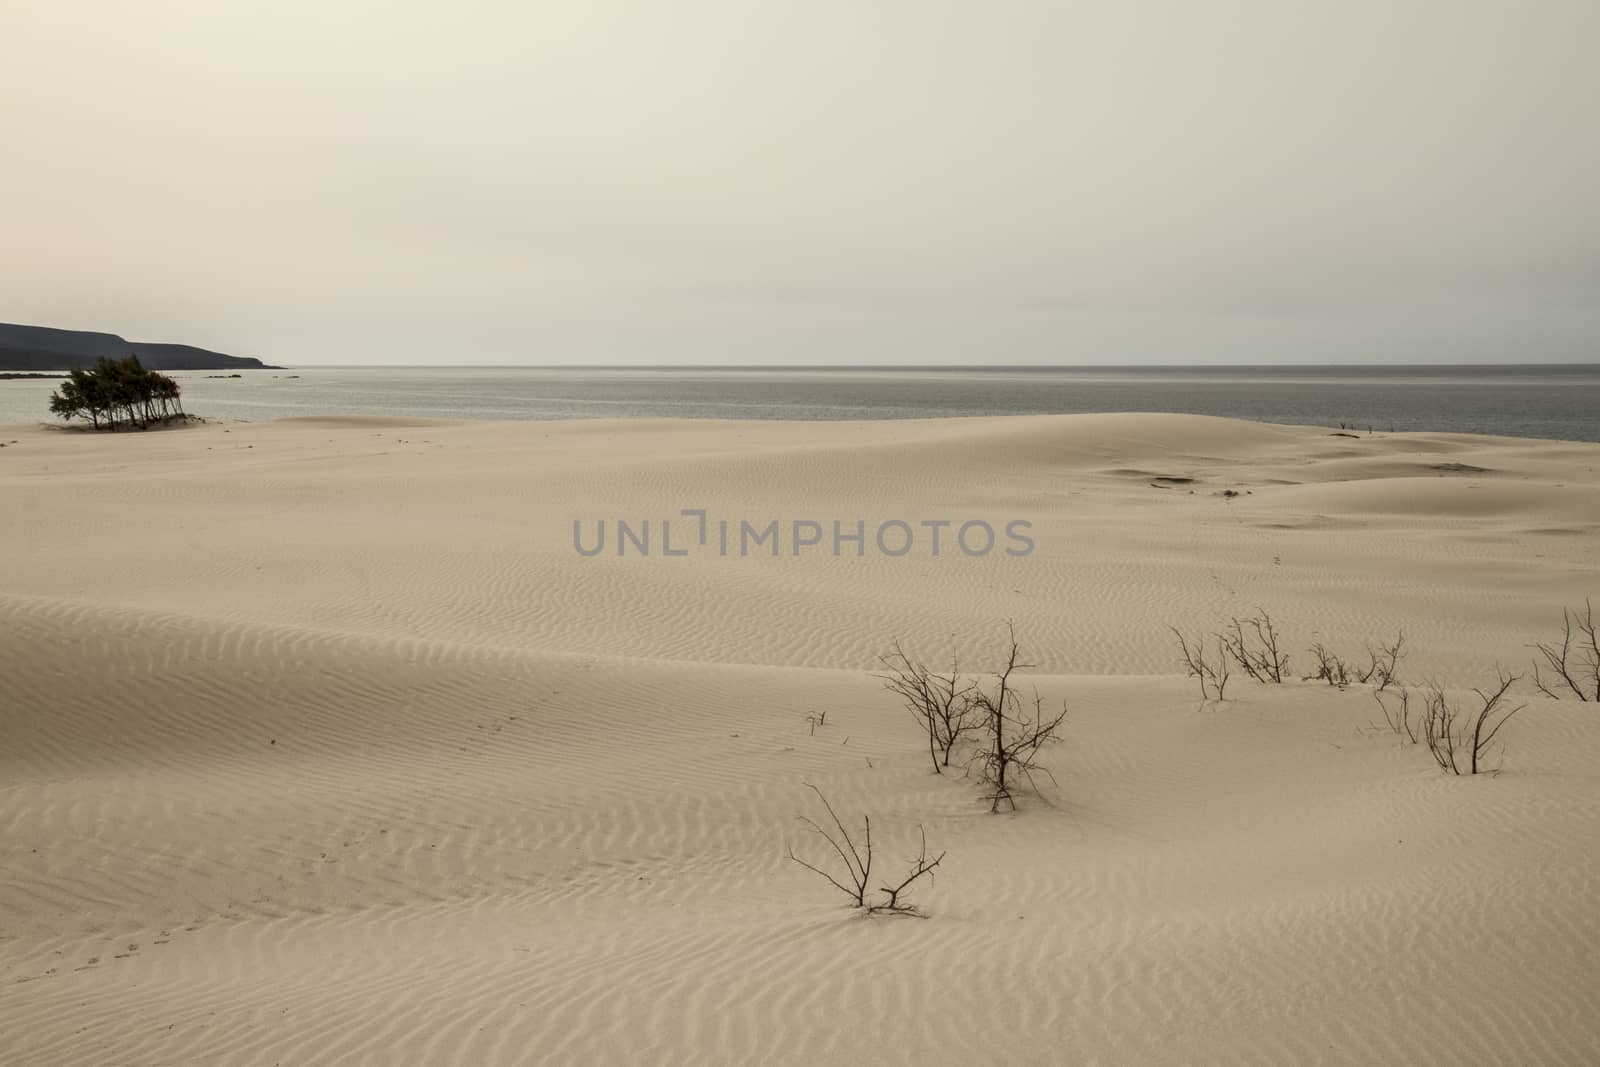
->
2;412;1597;1064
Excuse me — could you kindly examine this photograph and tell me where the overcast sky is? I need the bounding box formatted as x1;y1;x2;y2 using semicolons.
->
4;1;1597;366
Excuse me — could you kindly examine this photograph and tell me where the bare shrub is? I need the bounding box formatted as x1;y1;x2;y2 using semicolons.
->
1420;687;1459;772
1306;632;1404;690
1172;629;1230;701
876;828;944;914
1220;610;1290;683
1373;687;1418;743
787;785;944;914
1199;616;1401;693
1421;672;1525;775
1173;628;1208;699
1358;633;1406;691
1305;643;1351;687
879;641;979;773
1530;599;1598;701
968;625;1068;812
1209;636;1232;701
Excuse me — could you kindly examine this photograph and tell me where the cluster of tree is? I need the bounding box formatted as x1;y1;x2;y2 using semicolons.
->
48;356;184;431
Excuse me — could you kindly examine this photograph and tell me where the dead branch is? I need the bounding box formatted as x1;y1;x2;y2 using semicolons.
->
1212;634;1231;701
787;786;945;915
1305;642;1351;687
1219;617;1267;683
968;624;1067;812
786;783;870;907
1373;686;1418;743
1421;684;1460;773
1173;628;1230;701
1173;628;1211;699
1218;610;1290;683
1360;632;1406;691
1530;599;1598;701
1421;672;1525;775
1247;611;1290;682
1467;671;1525;775
879;640;980;772
874;826;945;915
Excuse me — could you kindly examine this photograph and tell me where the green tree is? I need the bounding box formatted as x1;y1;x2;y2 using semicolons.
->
47;355;183;431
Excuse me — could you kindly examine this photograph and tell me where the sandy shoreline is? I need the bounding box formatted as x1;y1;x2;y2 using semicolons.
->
3;413;1598;1064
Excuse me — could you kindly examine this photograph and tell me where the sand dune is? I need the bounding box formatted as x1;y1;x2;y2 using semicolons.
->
2;413;1598;1064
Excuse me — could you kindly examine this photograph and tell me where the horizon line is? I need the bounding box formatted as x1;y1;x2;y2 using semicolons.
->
260;361;1600;371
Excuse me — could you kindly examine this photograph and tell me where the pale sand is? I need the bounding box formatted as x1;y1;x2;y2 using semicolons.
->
1;413;1597;1065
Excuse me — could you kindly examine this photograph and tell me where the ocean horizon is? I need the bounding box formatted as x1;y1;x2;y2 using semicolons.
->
4;363;1599;442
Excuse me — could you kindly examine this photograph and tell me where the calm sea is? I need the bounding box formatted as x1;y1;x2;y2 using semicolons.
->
4;365;1599;443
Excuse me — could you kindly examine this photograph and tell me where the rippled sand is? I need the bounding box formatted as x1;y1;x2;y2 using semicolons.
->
3;412;1597;1064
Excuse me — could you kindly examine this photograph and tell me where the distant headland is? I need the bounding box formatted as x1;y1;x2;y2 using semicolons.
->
0;322;280;372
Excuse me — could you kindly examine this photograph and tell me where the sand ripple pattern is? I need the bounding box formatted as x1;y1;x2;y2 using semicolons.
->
3;414;1599;1063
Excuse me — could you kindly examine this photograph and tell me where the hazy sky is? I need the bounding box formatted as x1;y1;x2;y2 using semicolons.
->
4;1;1597;365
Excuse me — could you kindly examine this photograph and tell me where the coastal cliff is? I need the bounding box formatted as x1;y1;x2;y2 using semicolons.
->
0;323;277;371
